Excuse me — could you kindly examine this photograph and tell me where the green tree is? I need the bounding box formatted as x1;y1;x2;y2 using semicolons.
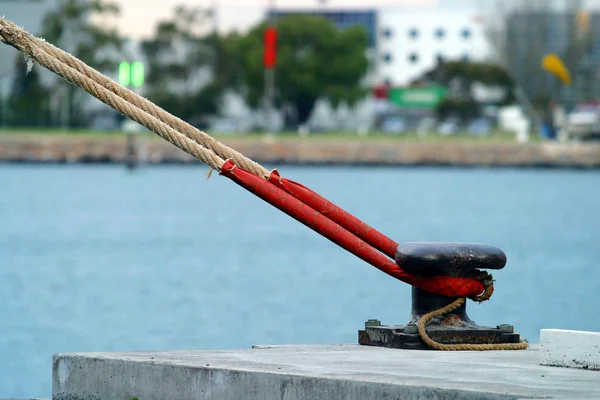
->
141;5;222;128
40;0;123;128
233;15;369;126
419;61;515;121
7;55;51;127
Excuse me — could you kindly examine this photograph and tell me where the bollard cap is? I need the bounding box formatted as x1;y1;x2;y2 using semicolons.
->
395;242;506;277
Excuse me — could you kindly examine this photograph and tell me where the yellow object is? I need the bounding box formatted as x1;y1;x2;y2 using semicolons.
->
542;54;572;85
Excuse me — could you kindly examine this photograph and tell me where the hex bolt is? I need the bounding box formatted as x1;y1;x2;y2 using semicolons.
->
404;324;419;334
497;324;514;333
365;319;381;327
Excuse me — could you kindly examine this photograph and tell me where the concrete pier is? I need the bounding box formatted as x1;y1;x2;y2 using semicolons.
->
52;345;600;400
2;134;600;167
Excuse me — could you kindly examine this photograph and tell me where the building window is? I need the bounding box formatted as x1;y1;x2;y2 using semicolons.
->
461;28;471;39
408;28;419;39
408;53;419;64
382;53;393;63
382;28;393;38
435;27;445;39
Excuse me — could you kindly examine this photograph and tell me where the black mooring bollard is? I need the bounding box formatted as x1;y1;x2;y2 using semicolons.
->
358;242;522;350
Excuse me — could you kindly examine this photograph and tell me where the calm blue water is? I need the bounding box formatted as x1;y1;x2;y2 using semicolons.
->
1;165;599;397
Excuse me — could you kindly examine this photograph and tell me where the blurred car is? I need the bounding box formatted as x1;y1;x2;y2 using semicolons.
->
437;118;460;136
88;108;121;131
210;118;240;134
564;104;600;140
381;116;407;134
468;118;493;137
416;117;437;136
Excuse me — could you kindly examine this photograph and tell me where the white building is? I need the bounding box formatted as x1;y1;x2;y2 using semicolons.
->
375;7;493;86
264;5;495;88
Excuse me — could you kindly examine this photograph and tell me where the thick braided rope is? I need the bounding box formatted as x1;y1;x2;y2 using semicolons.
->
417;297;529;351
0;21;225;169
0;17;269;179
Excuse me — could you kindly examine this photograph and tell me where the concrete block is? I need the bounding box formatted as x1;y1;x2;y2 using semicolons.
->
540;329;600;371
52;345;600;400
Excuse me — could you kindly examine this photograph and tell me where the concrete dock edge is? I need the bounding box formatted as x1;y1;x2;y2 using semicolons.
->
52;345;600;400
539;329;600;371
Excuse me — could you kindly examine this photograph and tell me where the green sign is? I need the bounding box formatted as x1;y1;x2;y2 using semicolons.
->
388;85;447;108
118;61;145;88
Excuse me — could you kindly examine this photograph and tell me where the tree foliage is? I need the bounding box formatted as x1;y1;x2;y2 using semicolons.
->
418;60;515;120
437;61;514;88
5;6;372;130
140;5;222;128
41;0;122;69
39;0;122;127
7;56;51;127
232;15;369;126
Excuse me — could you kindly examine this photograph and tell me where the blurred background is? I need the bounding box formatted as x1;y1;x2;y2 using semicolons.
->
1;0;599;398
4;0;600;139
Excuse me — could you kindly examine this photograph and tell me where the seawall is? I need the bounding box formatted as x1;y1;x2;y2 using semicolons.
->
52;344;600;400
1;135;600;168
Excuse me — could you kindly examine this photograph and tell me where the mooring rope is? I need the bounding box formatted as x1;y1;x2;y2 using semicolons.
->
0;18;269;179
417;297;529;351
413;272;528;351
0;18;527;351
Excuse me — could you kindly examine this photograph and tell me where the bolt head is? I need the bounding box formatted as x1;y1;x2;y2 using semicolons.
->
497;324;514;333
404;324;419;334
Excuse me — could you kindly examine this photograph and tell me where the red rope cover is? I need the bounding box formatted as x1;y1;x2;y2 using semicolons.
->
220;160;484;298
268;169;399;258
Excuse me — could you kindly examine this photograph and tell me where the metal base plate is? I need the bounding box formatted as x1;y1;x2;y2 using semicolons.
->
358;323;522;350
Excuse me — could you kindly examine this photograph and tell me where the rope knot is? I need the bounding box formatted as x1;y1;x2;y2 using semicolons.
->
468;270;495;303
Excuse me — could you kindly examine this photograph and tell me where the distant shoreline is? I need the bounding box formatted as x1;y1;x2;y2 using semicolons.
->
1;134;600;168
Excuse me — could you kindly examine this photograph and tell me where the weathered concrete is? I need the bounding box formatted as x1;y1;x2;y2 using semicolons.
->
52;345;600;400
540;329;600;371
2;135;600;167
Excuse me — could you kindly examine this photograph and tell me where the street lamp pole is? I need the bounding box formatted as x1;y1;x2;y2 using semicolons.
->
211;0;219;35
264;0;276;135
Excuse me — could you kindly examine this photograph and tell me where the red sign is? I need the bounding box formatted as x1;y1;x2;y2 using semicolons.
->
264;26;278;69
373;84;391;99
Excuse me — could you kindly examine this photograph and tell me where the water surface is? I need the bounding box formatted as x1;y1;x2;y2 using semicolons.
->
1;165;599;397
